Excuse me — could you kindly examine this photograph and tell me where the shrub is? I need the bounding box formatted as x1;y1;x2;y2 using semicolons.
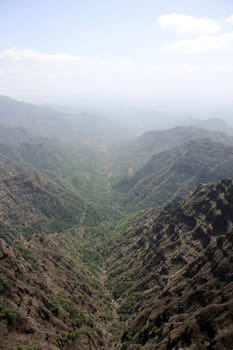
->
0;276;10;294
14;242;39;269
0;304;25;325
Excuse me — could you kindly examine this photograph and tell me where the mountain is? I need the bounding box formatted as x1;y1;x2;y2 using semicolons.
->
17;142;78;176
0;124;43;146
129;126;232;154
173;117;233;135
116;138;233;208
0;152;24;179
1;96;233;349
1;176;233;349
0;96;129;143
107;178;233;349
0;170;89;243
0;230;108;350
110;126;232;183
0;151;97;243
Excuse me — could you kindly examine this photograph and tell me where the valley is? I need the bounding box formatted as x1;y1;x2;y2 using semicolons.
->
0;97;233;350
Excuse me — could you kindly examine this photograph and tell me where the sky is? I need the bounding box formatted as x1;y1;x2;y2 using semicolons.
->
0;0;233;108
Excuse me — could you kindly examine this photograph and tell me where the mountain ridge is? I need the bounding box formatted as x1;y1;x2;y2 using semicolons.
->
107;177;233;349
116;138;233;209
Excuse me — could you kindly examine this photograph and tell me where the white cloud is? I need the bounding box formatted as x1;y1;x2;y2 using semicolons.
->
0;48;233;102
162;31;233;53
158;13;221;35
0;48;82;63
225;15;233;25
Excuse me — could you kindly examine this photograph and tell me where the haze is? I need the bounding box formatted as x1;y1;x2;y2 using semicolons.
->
0;0;233;116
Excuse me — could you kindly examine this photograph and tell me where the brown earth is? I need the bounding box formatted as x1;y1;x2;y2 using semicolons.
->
107;178;233;349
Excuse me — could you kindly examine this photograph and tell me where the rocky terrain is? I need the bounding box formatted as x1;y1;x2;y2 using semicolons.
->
0;152;90;243
1;96;233;350
1;177;233;349
108;178;233;349
0;230;109;350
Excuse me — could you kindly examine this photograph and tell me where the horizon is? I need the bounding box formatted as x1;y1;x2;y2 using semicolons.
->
0;0;233;110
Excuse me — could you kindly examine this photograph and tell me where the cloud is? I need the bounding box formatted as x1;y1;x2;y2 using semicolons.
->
0;48;82;63
0;48;233;102
225;15;233;25
158;13;221;35
0;48;197;84
162;31;233;53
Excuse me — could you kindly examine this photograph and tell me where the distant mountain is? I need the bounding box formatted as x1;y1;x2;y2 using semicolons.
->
43;104;170;134
0;124;43;146
0;96;78;142
0;96;130;143
130;126;232;154
108;177;233;349
93;105;169;132
111;126;233;184
116;138;233;208
173;117;233;135
17;142;77;175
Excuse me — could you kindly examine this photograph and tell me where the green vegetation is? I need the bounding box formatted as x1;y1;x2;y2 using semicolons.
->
52;295;86;327
121;327;133;350
0;304;25;325
1;107;233;350
0;276;10;294
112;281;133;299
14;242;39;269
115;138;233;210
119;291;145;317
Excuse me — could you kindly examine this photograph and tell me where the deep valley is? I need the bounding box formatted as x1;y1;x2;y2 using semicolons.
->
0;97;233;350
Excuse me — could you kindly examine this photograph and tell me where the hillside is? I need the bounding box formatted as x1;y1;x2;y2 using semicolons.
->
0;170;90;243
0;96;129;143
0;151;95;243
0;230;110;350
17;142;77;176
0;125;42;146
173;117;233;135
129;126;231;154
1;96;233;349
1;176;233;349
110;126;232;183
107;178;233;349
116;139;233;208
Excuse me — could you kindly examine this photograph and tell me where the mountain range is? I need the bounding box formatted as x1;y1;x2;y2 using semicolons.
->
0;96;233;350
116;138;233;208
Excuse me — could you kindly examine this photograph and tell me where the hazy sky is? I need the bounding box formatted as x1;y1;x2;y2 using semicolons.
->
0;0;233;106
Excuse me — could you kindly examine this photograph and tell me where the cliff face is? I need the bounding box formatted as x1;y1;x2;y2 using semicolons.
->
108;178;233;349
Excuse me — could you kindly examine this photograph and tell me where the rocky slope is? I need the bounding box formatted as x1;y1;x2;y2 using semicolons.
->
111;126;232;184
116;139;233;209
0;229;111;350
17;142;77;176
108;178;233;349
0;152;93;243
